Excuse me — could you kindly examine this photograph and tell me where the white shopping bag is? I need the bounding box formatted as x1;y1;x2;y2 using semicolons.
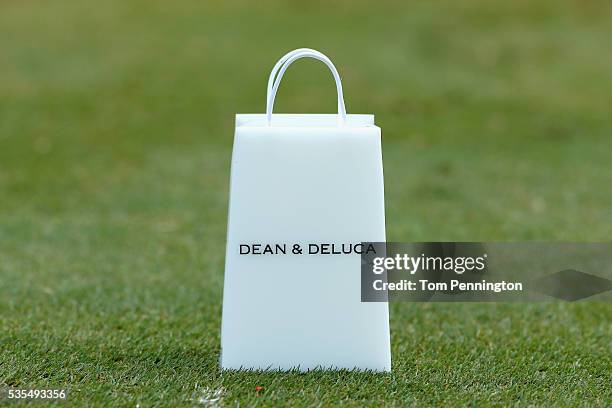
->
221;48;390;371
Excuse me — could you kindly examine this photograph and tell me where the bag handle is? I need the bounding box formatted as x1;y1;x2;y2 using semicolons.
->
266;49;339;113
266;48;347;126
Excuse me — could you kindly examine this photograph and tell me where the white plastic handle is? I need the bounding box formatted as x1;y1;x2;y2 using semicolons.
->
266;48;347;126
266;48;344;120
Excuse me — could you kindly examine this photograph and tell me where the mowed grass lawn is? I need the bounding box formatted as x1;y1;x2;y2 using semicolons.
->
1;0;611;406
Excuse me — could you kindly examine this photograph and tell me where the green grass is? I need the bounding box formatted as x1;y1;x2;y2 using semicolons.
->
1;0;611;406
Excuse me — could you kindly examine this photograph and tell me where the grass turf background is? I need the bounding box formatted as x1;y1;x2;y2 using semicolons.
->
1;0;611;406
